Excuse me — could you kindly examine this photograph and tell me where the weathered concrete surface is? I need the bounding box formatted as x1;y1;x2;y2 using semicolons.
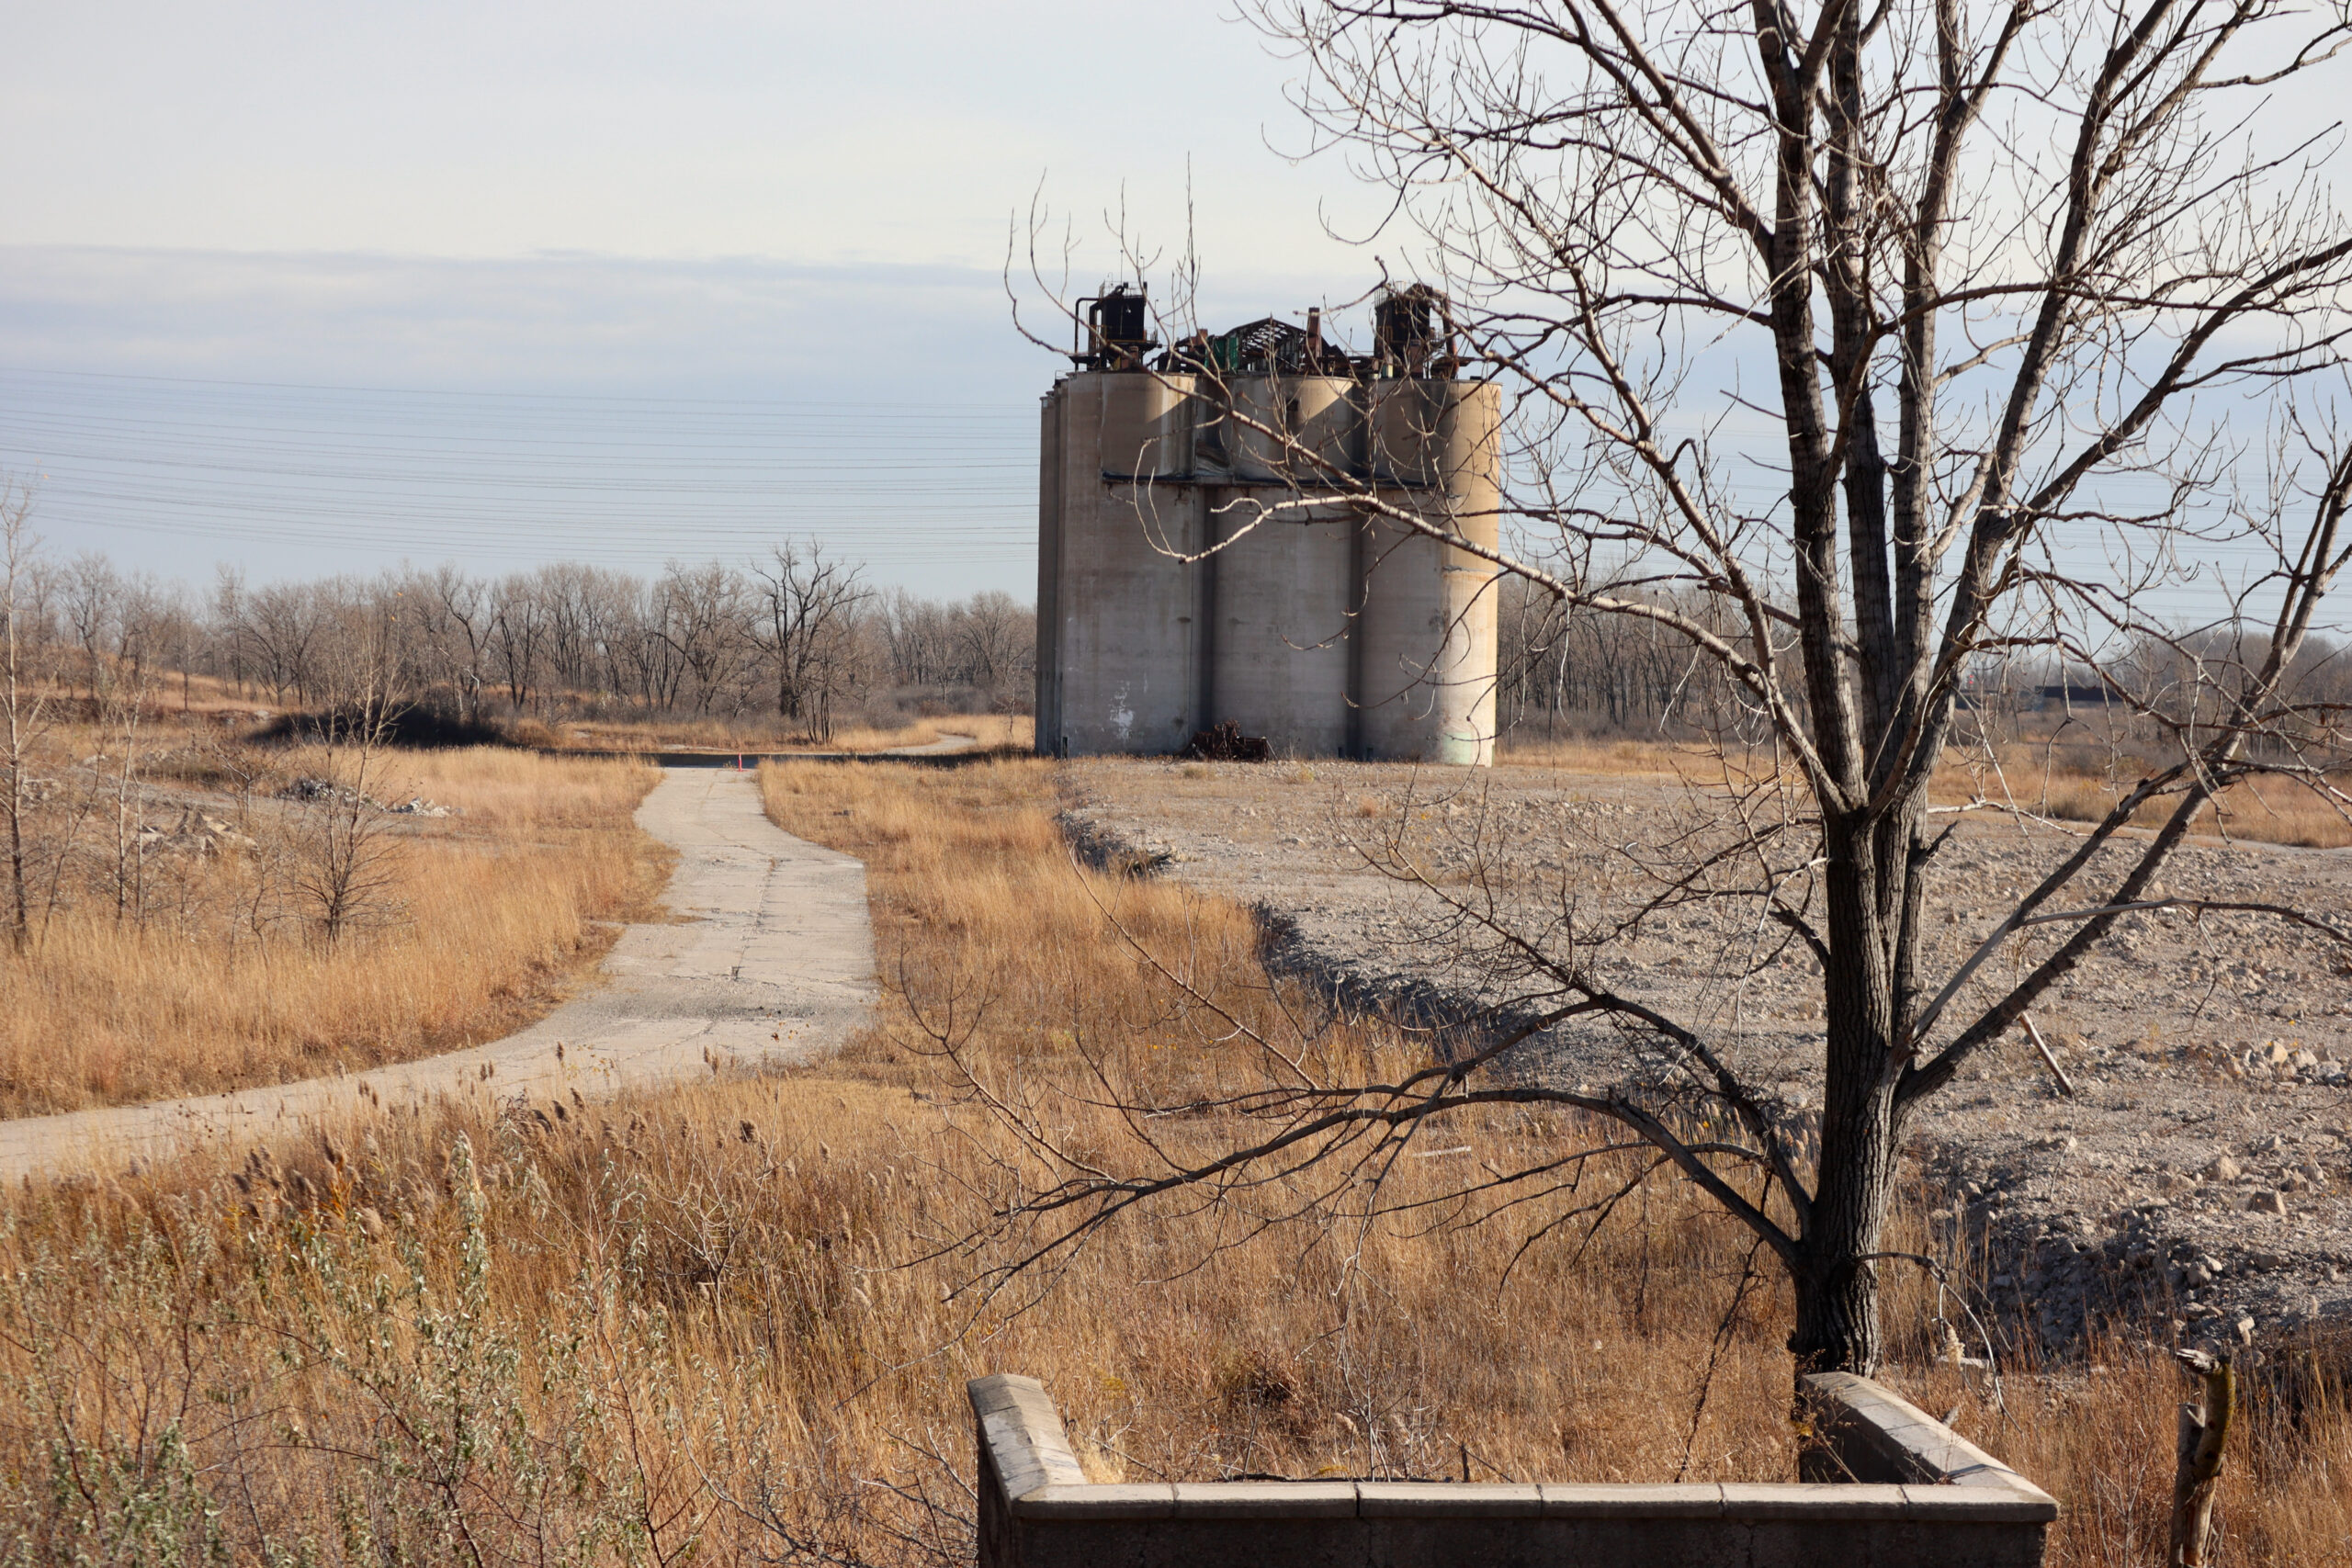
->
0;766;875;1183
971;1372;2056;1568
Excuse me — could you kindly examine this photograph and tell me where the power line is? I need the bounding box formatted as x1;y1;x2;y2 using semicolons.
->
3;366;1040;413
0;367;1044;571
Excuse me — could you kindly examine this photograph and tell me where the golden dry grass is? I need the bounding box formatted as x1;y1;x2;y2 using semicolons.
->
1941;751;2352;850
0;756;2346;1562
1501;727;2352;849
0;747;664;1116
1495;731;1693;773
752;762;2352;1561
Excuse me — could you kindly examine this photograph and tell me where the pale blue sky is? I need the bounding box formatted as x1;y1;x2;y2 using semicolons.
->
0;3;1385;595
5;1;2343;638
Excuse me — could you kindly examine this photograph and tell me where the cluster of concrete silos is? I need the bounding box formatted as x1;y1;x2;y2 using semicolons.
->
1035;288;1502;763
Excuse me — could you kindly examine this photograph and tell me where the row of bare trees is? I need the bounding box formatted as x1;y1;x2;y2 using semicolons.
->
1;480;419;953
10;541;1034;741
1498;573;2352;758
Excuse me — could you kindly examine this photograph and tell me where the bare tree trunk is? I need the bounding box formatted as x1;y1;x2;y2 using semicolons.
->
1;480;41;953
2170;1354;2233;1566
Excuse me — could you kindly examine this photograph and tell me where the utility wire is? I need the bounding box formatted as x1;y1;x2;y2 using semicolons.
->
0;367;1041;570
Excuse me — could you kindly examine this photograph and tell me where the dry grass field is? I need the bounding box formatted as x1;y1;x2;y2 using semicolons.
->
0;755;2346;1563
0;745;663;1117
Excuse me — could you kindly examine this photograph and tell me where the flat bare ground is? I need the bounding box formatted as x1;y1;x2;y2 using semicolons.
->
1065;754;2352;1351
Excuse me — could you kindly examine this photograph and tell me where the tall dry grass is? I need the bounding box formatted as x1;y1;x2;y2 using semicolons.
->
0;747;663;1116
0;757;2344;1563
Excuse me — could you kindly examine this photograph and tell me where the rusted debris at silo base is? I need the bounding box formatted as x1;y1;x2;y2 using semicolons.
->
1182;721;1272;762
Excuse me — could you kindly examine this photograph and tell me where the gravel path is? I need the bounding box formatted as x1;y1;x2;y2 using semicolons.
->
0;766;876;1183
1066;756;2352;1356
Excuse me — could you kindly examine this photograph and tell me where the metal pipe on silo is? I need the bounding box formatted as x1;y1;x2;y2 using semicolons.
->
1035;387;1066;749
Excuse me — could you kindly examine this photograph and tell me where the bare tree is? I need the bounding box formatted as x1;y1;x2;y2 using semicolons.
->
657;561;756;716
752;543;871;742
950;590;1035;703
490;573;549;710
102;660;153;927
293;602;408;946
402;564;493;723
61;553;119;704
991;0;2352;1377
1;479;47;952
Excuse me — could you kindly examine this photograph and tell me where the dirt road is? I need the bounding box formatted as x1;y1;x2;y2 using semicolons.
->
0;766;876;1183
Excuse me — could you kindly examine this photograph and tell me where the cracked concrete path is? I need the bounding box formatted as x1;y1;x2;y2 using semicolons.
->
0;766;876;1184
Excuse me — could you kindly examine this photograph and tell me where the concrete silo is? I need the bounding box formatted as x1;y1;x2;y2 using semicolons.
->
1354;376;1502;764
1035;284;1500;763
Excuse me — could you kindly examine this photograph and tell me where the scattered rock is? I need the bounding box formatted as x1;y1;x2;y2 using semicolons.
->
136;807;258;857
2205;1156;2244;1182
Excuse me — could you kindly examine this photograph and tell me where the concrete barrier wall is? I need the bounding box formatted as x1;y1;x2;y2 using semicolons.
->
971;1372;2054;1568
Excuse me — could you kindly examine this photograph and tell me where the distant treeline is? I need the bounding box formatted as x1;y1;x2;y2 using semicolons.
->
11;537;2344;753
8;546;1035;742
1494;574;2352;751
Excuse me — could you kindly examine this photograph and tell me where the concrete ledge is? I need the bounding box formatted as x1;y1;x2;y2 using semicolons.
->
1717;1481;1917;1520
1898;1484;2064;1525
1016;1484;1178;1519
1801;1371;2056;1512
1537;1483;1723;1519
1360;1482;1543;1517
969;1371;2057;1566
1167;1482;1359;1518
973;1373;1087;1499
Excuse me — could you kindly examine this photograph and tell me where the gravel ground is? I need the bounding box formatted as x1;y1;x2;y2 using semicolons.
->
1064;755;2352;1358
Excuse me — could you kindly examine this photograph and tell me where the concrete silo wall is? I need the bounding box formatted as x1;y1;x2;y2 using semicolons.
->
1036;373;1206;755
1356;379;1501;765
1036;367;1499;764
